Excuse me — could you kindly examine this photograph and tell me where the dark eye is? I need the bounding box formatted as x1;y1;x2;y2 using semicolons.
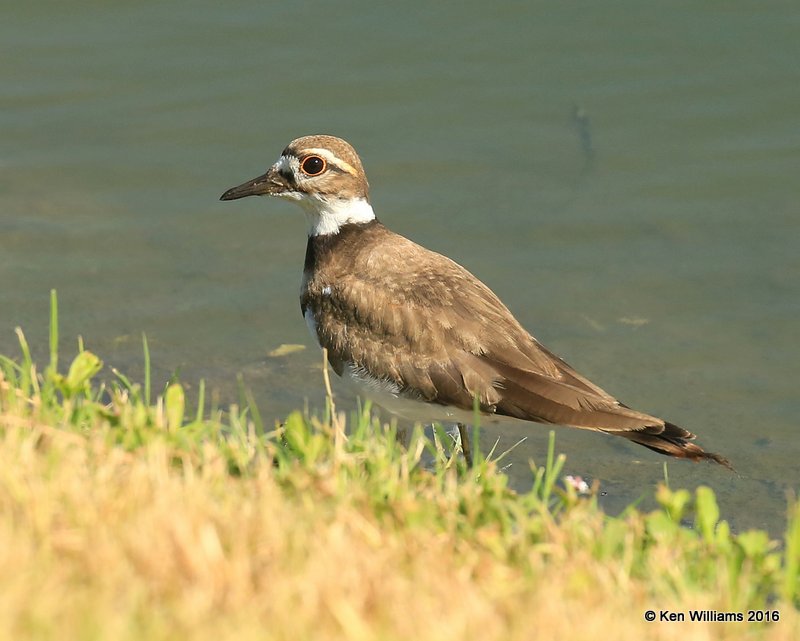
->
300;155;326;176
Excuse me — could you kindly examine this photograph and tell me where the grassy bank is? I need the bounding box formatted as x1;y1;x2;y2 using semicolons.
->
0;295;797;640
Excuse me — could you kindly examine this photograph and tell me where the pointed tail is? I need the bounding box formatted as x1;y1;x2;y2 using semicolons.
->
613;421;733;470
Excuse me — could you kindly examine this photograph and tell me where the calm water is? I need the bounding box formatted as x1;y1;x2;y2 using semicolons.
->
2;1;798;534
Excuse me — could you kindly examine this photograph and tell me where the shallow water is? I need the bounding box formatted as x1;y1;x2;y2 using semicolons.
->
2;1;798;534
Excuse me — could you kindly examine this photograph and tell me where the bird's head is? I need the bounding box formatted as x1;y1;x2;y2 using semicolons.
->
220;134;374;236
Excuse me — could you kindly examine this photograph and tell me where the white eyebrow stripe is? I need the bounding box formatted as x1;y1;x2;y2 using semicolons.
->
301;147;358;176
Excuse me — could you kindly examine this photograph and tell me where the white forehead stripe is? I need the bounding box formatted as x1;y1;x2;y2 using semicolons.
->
275;155;299;173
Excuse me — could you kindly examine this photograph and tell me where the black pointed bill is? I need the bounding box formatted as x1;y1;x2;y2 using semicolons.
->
220;169;286;201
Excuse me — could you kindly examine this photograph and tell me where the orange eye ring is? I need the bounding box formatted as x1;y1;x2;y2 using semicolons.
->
300;155;327;176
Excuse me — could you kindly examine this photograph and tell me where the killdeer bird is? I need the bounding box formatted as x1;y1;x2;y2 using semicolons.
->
220;134;730;468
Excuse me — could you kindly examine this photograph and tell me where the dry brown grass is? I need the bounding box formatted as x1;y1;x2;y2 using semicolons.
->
0;417;796;641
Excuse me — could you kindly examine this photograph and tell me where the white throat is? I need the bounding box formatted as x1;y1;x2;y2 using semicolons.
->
292;195;376;236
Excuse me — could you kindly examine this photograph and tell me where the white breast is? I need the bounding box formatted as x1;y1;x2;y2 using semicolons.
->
304;308;321;349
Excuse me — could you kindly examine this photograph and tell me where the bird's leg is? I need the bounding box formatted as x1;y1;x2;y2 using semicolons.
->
395;425;410;449
457;423;473;468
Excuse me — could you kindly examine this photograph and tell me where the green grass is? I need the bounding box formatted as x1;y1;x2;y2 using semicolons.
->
0;292;797;640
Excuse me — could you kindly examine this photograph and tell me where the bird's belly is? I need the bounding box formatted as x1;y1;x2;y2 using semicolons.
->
303;308;322;349
339;362;505;427
303;306;504;426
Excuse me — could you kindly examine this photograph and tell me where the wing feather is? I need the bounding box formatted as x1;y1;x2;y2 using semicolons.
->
300;221;730;466
307;230;657;430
